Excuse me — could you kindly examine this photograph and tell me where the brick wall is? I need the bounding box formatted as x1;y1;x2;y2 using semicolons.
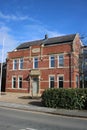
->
6;35;81;95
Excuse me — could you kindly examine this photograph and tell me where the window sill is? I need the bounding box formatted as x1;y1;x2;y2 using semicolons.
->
58;66;64;68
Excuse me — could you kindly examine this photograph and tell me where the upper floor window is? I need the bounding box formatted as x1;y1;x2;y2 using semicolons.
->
13;59;17;70
19;58;23;69
49;55;55;68
33;57;38;69
58;54;64;67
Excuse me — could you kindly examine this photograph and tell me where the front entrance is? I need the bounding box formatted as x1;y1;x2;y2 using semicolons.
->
32;77;39;96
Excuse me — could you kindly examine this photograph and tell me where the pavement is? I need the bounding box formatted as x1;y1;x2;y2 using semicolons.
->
0;92;87;118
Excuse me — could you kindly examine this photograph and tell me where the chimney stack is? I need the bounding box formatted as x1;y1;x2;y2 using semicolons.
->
45;34;48;39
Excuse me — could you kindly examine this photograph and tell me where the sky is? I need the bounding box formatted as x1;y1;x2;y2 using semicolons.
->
0;0;87;61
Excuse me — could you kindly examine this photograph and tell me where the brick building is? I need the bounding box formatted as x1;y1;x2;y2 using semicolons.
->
0;63;1;87
0;63;6;92
80;46;87;88
6;34;82;96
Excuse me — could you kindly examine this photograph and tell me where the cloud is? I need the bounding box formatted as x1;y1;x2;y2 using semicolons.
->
23;24;64;41
0;26;18;62
0;24;64;62
0;11;40;23
0;11;29;21
0;12;65;62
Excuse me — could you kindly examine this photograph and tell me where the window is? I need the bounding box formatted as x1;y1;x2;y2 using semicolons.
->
12;77;16;88
13;59;17;70
58;76;64;88
58;55;64;67
19;58;23;69
18;77;22;88
34;57;38;69
49;76;55;88
76;75;79;88
50;55;55;68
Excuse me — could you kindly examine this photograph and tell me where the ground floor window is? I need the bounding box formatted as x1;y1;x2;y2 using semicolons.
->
76;75;79;88
58;76;64;88
12;77;16;88
49;76;55;88
18;77;22;88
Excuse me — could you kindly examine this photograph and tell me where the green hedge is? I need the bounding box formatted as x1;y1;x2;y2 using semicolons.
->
41;88;87;110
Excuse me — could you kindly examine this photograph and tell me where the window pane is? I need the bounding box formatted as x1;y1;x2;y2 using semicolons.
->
13;59;17;70
19;77;22;88
76;75;79;88
34;58;38;68
20;58;23;69
59;55;64;67
50;76;54;88
59;76;63;88
12;77;16;88
50;56;55;67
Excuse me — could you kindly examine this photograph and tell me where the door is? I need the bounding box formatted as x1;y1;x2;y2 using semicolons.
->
32;77;39;96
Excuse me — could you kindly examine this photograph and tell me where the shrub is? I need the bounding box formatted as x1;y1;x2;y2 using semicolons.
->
41;88;87;110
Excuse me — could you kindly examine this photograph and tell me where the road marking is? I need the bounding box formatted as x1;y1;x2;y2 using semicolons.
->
26;128;38;130
20;128;38;130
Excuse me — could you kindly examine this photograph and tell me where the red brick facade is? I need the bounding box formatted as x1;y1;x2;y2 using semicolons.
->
6;34;82;96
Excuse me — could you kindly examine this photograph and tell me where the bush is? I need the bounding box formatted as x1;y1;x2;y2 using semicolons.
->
41;88;87;110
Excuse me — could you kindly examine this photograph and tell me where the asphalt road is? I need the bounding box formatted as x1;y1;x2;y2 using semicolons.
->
0;107;87;130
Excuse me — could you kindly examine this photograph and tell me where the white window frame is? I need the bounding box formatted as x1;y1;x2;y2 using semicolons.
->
13;59;17;70
49;75;55;88
58;54;64;68
12;76;16;89
76;75;79;88
33;57;38;69
18;76;23;89
49;55;55;68
19;58;23;70
57;75;64;88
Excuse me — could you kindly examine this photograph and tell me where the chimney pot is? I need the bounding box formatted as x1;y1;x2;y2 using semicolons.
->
45;34;48;39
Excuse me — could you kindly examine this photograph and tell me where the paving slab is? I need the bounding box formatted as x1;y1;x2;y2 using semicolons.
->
0;92;87;118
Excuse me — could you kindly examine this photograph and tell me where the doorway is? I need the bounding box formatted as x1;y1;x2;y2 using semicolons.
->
32;77;39;96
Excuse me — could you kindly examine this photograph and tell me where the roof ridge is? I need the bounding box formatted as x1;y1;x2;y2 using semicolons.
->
15;34;76;50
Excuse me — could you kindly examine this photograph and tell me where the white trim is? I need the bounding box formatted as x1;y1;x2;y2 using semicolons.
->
13;59;17;70
49;75;55;88
33;57;34;69
7;88;27;90
18;76;23;89
49;55;55;68
9;52;70;61
58;54;64;68
57;74;64;88
12;76;16;89
19;58;23;70
33;57;38;69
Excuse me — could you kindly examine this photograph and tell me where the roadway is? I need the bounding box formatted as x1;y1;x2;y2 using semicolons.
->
0;107;87;130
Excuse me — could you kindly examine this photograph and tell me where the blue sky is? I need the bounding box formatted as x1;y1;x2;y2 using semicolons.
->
0;0;87;61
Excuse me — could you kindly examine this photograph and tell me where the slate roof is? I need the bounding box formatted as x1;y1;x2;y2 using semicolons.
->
16;34;76;50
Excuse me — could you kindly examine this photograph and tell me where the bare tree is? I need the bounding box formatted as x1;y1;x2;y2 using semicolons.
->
79;34;87;88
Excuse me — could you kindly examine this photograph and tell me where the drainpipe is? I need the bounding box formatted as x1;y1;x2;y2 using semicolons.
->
40;44;44;60
70;43;73;88
69;52;72;88
29;46;31;61
82;54;84;88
